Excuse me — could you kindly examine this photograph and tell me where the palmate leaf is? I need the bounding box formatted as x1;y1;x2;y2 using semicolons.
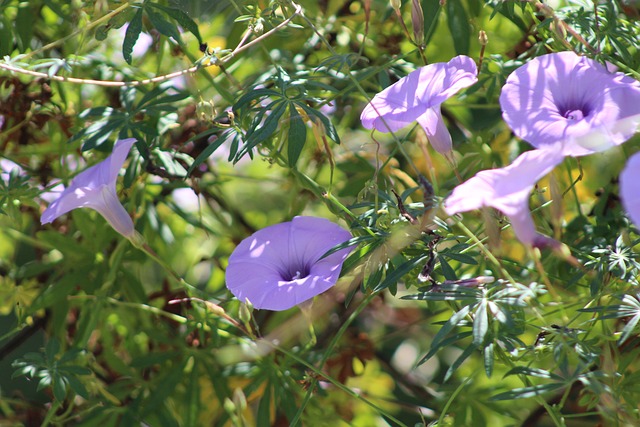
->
422;305;472;362
580;294;640;344
298;102;341;145
372;253;430;292
235;101;287;161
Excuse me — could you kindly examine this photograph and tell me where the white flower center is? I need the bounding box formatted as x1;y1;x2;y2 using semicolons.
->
564;109;585;121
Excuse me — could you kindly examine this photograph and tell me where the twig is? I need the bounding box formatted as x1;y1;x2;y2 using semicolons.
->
0;3;303;88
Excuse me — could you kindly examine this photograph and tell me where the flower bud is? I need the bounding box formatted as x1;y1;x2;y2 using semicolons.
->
411;0;425;44
238;299;253;325
390;0;401;11
478;30;488;46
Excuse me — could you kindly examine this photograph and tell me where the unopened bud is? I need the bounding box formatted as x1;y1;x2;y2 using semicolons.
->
232;388;247;411
478;30;488;46
439;0;446;6
390;0;401;11
411;0;425;44
238;299;253;325
204;301;226;317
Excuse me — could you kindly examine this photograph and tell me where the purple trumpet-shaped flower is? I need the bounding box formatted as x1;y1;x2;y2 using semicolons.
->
620;152;640;229
225;216;354;311
500;51;640;157
444;148;565;247
360;55;477;155
41;138;137;239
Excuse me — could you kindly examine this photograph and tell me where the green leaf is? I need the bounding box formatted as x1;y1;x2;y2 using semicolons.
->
340;238;385;276
148;3;202;44
185;359;199;427
422;0;441;44
15;2;33;52
504;366;563;381
66;374;90;399
145;6;182;43
141;93;189;111
473;299;488;345
234;88;281;112
446;0;470;55
299;103;341;144
52;376;67;402
186;129;231;176
95;25;109;41
238;101;287;159
437;255;457;281
0;17;13;56
257;382;272;427
372;253;430;292
123;7;143;65
491;383;565;401
441;251;478;265
426;305;472;359
483;342;494;378
79;118;127;151
444;344;477;381
287;106;307;167
141;359;187;417
619;313;640;345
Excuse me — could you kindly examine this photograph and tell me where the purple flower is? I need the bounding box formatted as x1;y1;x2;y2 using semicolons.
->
41;138;138;240
500;51;640;157
620;152;640;228
444;148;564;247
225;216;354;311
360;55;477;155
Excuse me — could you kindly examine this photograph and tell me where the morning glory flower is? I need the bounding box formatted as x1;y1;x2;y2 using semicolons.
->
500;51;640;156
620;152;640;228
225;216;354;311
360;55;477;155
444;148;564;247
41;138;138;240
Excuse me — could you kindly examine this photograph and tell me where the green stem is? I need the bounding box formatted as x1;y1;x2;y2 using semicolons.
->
68;295;188;324
289;0;421;178
277;341;408;427
289;291;379;426
453;219;516;284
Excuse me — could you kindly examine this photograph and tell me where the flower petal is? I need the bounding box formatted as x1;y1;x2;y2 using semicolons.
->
416;107;452;154
89;185;136;237
65;138;137;191
620;152;640;228
225;216;354;311
288;216;353;266
41;186;94;224
227;221;294;275
445;148;564;246
500;52;640;156
41;138;137;239
445;148;564;215
361;55;477;133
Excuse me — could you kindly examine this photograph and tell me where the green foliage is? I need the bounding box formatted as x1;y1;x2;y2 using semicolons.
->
1;0;640;426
